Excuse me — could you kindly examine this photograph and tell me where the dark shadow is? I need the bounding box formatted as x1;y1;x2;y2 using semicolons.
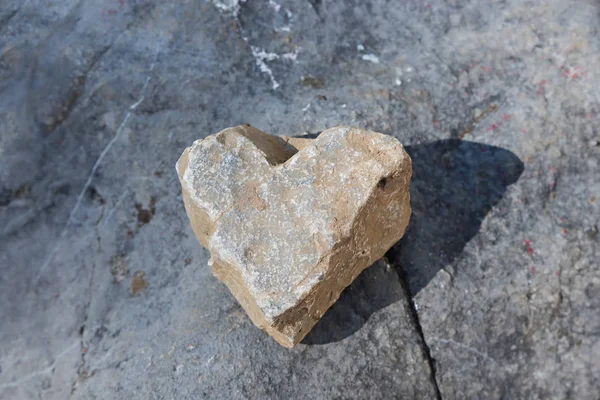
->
303;139;524;345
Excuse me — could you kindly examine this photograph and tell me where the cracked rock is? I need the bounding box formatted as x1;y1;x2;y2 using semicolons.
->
176;125;412;347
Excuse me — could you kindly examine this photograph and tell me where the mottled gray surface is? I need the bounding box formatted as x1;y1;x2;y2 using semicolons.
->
0;0;598;399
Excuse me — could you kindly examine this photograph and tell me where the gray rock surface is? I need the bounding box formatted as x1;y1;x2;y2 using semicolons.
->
0;0;598;399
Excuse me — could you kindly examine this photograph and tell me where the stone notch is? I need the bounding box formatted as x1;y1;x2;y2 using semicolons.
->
176;125;412;347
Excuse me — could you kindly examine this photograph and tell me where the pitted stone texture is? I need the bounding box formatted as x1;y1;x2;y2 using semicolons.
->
176;125;412;347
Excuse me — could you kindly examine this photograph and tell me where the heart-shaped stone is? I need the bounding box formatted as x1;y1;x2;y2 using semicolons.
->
176;125;412;347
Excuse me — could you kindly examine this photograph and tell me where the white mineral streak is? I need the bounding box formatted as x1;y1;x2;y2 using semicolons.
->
361;53;380;64
250;46;281;90
176;125;412;347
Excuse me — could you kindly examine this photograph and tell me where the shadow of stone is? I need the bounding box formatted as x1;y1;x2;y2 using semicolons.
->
303;139;524;345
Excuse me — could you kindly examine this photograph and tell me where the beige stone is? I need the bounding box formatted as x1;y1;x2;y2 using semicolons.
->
176;125;412;347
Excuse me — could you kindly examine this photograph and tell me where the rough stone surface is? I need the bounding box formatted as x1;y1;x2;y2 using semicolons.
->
177;125;412;347
1;0;599;399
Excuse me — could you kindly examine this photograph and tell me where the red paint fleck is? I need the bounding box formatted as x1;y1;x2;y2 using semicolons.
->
82;347;88;354
562;228;568;234
555;270;561;277
487;123;497;131
481;65;491;72
463;91;469;96
119;0;125;6
433;120;439;125
523;239;534;255
521;128;527;133
530;266;536;275
572;73;579;79
547;166;557;172
560;69;570;77
590;112;594;119
535;80;547;95
503;114;510;121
